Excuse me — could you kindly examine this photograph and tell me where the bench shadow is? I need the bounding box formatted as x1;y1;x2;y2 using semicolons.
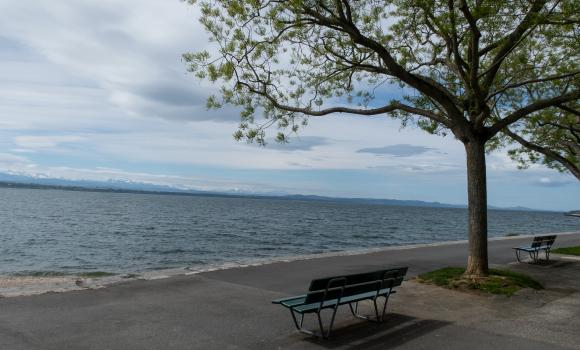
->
526;259;559;266
304;313;449;349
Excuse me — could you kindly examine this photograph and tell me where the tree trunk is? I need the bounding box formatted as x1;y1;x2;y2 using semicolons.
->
464;138;489;278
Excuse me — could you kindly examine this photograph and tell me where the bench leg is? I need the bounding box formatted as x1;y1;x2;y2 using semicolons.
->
349;301;377;321
348;294;391;323
379;293;391;322
290;307;338;339
290;309;309;334
316;307;338;339
515;249;522;262
516;247;553;264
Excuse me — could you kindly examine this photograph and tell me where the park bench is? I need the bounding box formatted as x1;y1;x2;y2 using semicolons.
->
513;235;557;263
272;267;408;338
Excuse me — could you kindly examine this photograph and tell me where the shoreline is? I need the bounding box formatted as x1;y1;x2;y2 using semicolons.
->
2;230;579;298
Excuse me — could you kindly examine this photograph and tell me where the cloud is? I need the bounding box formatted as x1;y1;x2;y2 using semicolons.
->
134;82;205;107
0;152;29;165
14;135;85;150
533;177;573;188
0;0;231;123
368;162;461;175
357;144;436;157
260;136;329;151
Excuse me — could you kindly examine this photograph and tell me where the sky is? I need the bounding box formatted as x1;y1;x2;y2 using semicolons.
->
0;0;578;211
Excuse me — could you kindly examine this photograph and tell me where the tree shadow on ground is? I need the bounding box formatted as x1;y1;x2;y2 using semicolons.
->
304;313;449;350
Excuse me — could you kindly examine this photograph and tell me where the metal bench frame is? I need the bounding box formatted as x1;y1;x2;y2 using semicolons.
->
272;267;407;339
513;235;557;263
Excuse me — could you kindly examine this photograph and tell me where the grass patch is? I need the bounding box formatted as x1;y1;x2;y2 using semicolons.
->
552;246;580;256
417;267;543;296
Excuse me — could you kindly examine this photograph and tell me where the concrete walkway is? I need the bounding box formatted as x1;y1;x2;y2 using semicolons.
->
1;232;580;349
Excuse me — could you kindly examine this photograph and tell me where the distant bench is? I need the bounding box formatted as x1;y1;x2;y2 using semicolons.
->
272;267;408;338
513;235;557;263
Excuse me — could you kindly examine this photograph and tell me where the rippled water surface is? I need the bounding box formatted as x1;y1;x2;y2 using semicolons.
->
1;187;578;274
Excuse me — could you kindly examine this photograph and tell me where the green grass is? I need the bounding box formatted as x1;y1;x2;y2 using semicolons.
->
552;246;580;256
417;267;543;296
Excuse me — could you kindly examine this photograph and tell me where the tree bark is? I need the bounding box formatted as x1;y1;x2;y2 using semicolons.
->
464;138;489;277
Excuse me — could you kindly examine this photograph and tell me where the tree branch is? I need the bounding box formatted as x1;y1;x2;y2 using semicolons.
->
480;0;547;93
487;71;580;101
459;0;483;102
487;90;580;137
504;128;580;180
558;104;580;117
444;1;469;85
237;81;453;127
300;5;466;126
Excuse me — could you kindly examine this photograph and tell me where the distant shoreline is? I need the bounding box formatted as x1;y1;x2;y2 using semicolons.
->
0;180;555;212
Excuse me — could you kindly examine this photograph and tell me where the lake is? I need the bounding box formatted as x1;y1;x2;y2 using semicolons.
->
1;187;578;275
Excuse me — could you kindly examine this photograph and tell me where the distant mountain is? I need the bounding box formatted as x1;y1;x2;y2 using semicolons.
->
0;171;196;193
280;194;464;208
0;171;543;212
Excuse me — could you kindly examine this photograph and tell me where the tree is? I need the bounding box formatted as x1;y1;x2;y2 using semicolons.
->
184;0;580;277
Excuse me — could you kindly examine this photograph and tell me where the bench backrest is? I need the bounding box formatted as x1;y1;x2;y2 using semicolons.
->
531;235;557;248
307;267;408;292
303;267;408;304
304;278;396;304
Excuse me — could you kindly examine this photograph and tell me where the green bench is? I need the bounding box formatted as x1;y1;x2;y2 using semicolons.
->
513;235;557;263
272;267;408;338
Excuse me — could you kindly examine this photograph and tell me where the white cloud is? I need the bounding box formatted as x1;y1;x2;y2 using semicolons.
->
0;0;221;123
357;144;437;157
0;152;29;165
533;176;573;188
14;135;85;150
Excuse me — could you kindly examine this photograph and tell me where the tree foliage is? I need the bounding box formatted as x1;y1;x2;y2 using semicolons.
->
184;0;579;159
503;106;580;179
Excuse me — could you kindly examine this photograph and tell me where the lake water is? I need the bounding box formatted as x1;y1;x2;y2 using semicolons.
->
1;187;578;275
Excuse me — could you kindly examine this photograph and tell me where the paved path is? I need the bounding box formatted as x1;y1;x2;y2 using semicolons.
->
1;232;580;350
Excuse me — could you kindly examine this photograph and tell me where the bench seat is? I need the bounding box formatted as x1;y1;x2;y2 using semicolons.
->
513;246;547;252
294;288;396;313
274;288;396;313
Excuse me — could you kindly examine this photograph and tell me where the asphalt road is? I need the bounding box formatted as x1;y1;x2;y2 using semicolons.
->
1;232;579;350
201;232;580;293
